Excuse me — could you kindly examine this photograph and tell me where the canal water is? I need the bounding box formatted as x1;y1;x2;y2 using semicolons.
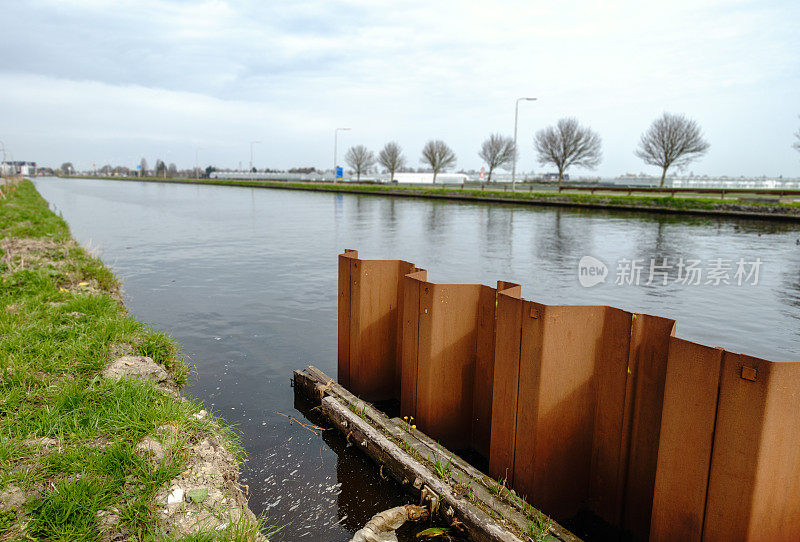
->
33;177;800;540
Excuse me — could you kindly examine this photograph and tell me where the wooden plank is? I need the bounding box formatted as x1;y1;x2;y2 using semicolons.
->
322;396;523;542
294;366;581;542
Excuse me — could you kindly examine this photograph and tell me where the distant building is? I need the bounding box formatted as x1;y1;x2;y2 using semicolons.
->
1;161;37;176
393;172;468;184
542;173;569;181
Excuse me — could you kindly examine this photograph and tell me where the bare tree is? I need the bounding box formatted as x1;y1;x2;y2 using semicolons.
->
155;159;167;177
635;112;710;187
139;157;148;177
168;163;178;178
60;162;74;175
420;140;456;183
478;134;516;183
345;145;375;182
378;142;405;182
533;118;602;187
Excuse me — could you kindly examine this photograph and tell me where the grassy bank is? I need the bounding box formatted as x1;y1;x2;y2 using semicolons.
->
0;180;267;541
65;175;800;221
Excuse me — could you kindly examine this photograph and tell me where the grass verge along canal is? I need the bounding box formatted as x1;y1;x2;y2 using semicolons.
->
0;179;269;541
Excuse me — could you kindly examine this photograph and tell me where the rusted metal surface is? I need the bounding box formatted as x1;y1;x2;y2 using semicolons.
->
402;281;495;451
488;286;524;485
621;313;676;538
337;251;800;541
700;352;800;541
399;269;425;418
337;249;358;389
337;249;417;401
650;338;723;542
500;304;670;530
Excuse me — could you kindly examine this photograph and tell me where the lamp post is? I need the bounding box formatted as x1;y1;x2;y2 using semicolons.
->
249;141;261;175
512;97;537;191
333;128;350;182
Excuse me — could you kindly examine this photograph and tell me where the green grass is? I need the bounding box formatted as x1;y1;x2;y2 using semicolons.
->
68;175;800;217
432;451;452;481
524;510;552;542
0;180;264;541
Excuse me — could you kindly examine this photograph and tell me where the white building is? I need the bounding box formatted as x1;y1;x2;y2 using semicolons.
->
1;161;37;176
393;172;468;185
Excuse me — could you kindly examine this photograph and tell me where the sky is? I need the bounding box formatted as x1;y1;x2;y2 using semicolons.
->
1;0;799;177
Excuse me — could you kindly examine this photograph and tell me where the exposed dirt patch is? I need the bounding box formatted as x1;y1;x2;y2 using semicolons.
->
0;485;26;511
0;237;67;273
154;434;262;539
20;437;61;449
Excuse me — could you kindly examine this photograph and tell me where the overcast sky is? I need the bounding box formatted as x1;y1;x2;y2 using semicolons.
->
1;0;798;176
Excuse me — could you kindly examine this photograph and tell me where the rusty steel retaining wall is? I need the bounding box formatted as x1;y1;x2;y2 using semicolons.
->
336;250;800;541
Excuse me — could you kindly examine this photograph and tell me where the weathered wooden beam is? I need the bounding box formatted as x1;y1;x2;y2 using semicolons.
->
293;366;581;542
323;395;521;542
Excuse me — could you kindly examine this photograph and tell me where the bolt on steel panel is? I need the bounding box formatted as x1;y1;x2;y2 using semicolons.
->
649;338;724;542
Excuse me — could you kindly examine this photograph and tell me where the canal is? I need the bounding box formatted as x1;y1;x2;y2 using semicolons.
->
32;177;800;540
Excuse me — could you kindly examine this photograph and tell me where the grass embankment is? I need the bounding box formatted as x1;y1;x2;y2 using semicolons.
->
0;180;267;541
68;175;800;220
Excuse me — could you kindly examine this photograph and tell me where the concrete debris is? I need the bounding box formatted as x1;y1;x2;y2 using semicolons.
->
102;355;168;383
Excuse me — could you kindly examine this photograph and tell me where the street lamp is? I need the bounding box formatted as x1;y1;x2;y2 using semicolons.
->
333;128;351;182
512;97;537;191
249;141;261;174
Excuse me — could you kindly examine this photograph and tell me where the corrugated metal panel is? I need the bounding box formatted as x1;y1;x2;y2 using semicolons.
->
650;338;723;542
337;251;800;541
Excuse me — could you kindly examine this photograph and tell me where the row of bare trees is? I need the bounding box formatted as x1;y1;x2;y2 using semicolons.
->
532;112;711;187
346;112;713;188
345;140;457;183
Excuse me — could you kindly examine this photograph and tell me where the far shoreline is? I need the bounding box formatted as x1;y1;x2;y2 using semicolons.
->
51;175;800;223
